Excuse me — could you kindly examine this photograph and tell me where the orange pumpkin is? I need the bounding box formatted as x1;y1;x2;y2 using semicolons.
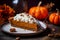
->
29;2;48;20
49;9;60;25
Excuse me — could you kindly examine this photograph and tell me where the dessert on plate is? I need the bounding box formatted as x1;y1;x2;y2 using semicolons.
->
9;13;39;31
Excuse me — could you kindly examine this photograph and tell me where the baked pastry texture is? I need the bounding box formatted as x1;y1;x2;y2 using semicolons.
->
9;13;38;31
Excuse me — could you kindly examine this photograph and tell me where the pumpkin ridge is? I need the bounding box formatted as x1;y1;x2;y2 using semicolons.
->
54;15;59;25
49;13;56;24
35;8;42;20
52;13;56;24
32;7;36;17
39;8;44;19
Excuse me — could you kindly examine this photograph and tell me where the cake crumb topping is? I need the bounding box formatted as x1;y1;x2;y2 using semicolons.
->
14;13;37;23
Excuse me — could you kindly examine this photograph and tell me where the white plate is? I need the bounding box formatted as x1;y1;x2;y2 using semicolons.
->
1;21;47;36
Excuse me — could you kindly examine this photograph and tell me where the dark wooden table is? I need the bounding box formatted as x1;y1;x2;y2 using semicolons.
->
0;22;60;40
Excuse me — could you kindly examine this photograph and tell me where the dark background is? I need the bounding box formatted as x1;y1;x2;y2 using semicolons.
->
0;0;60;13
28;0;60;9
0;0;60;40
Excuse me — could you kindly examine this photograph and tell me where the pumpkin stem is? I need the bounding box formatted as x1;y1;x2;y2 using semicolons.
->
56;9;60;15
38;1;42;7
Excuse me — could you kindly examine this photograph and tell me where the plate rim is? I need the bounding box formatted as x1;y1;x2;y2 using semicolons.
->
1;21;47;36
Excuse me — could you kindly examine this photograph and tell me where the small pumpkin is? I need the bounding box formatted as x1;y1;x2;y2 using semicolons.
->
49;9;60;25
29;1;48;20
